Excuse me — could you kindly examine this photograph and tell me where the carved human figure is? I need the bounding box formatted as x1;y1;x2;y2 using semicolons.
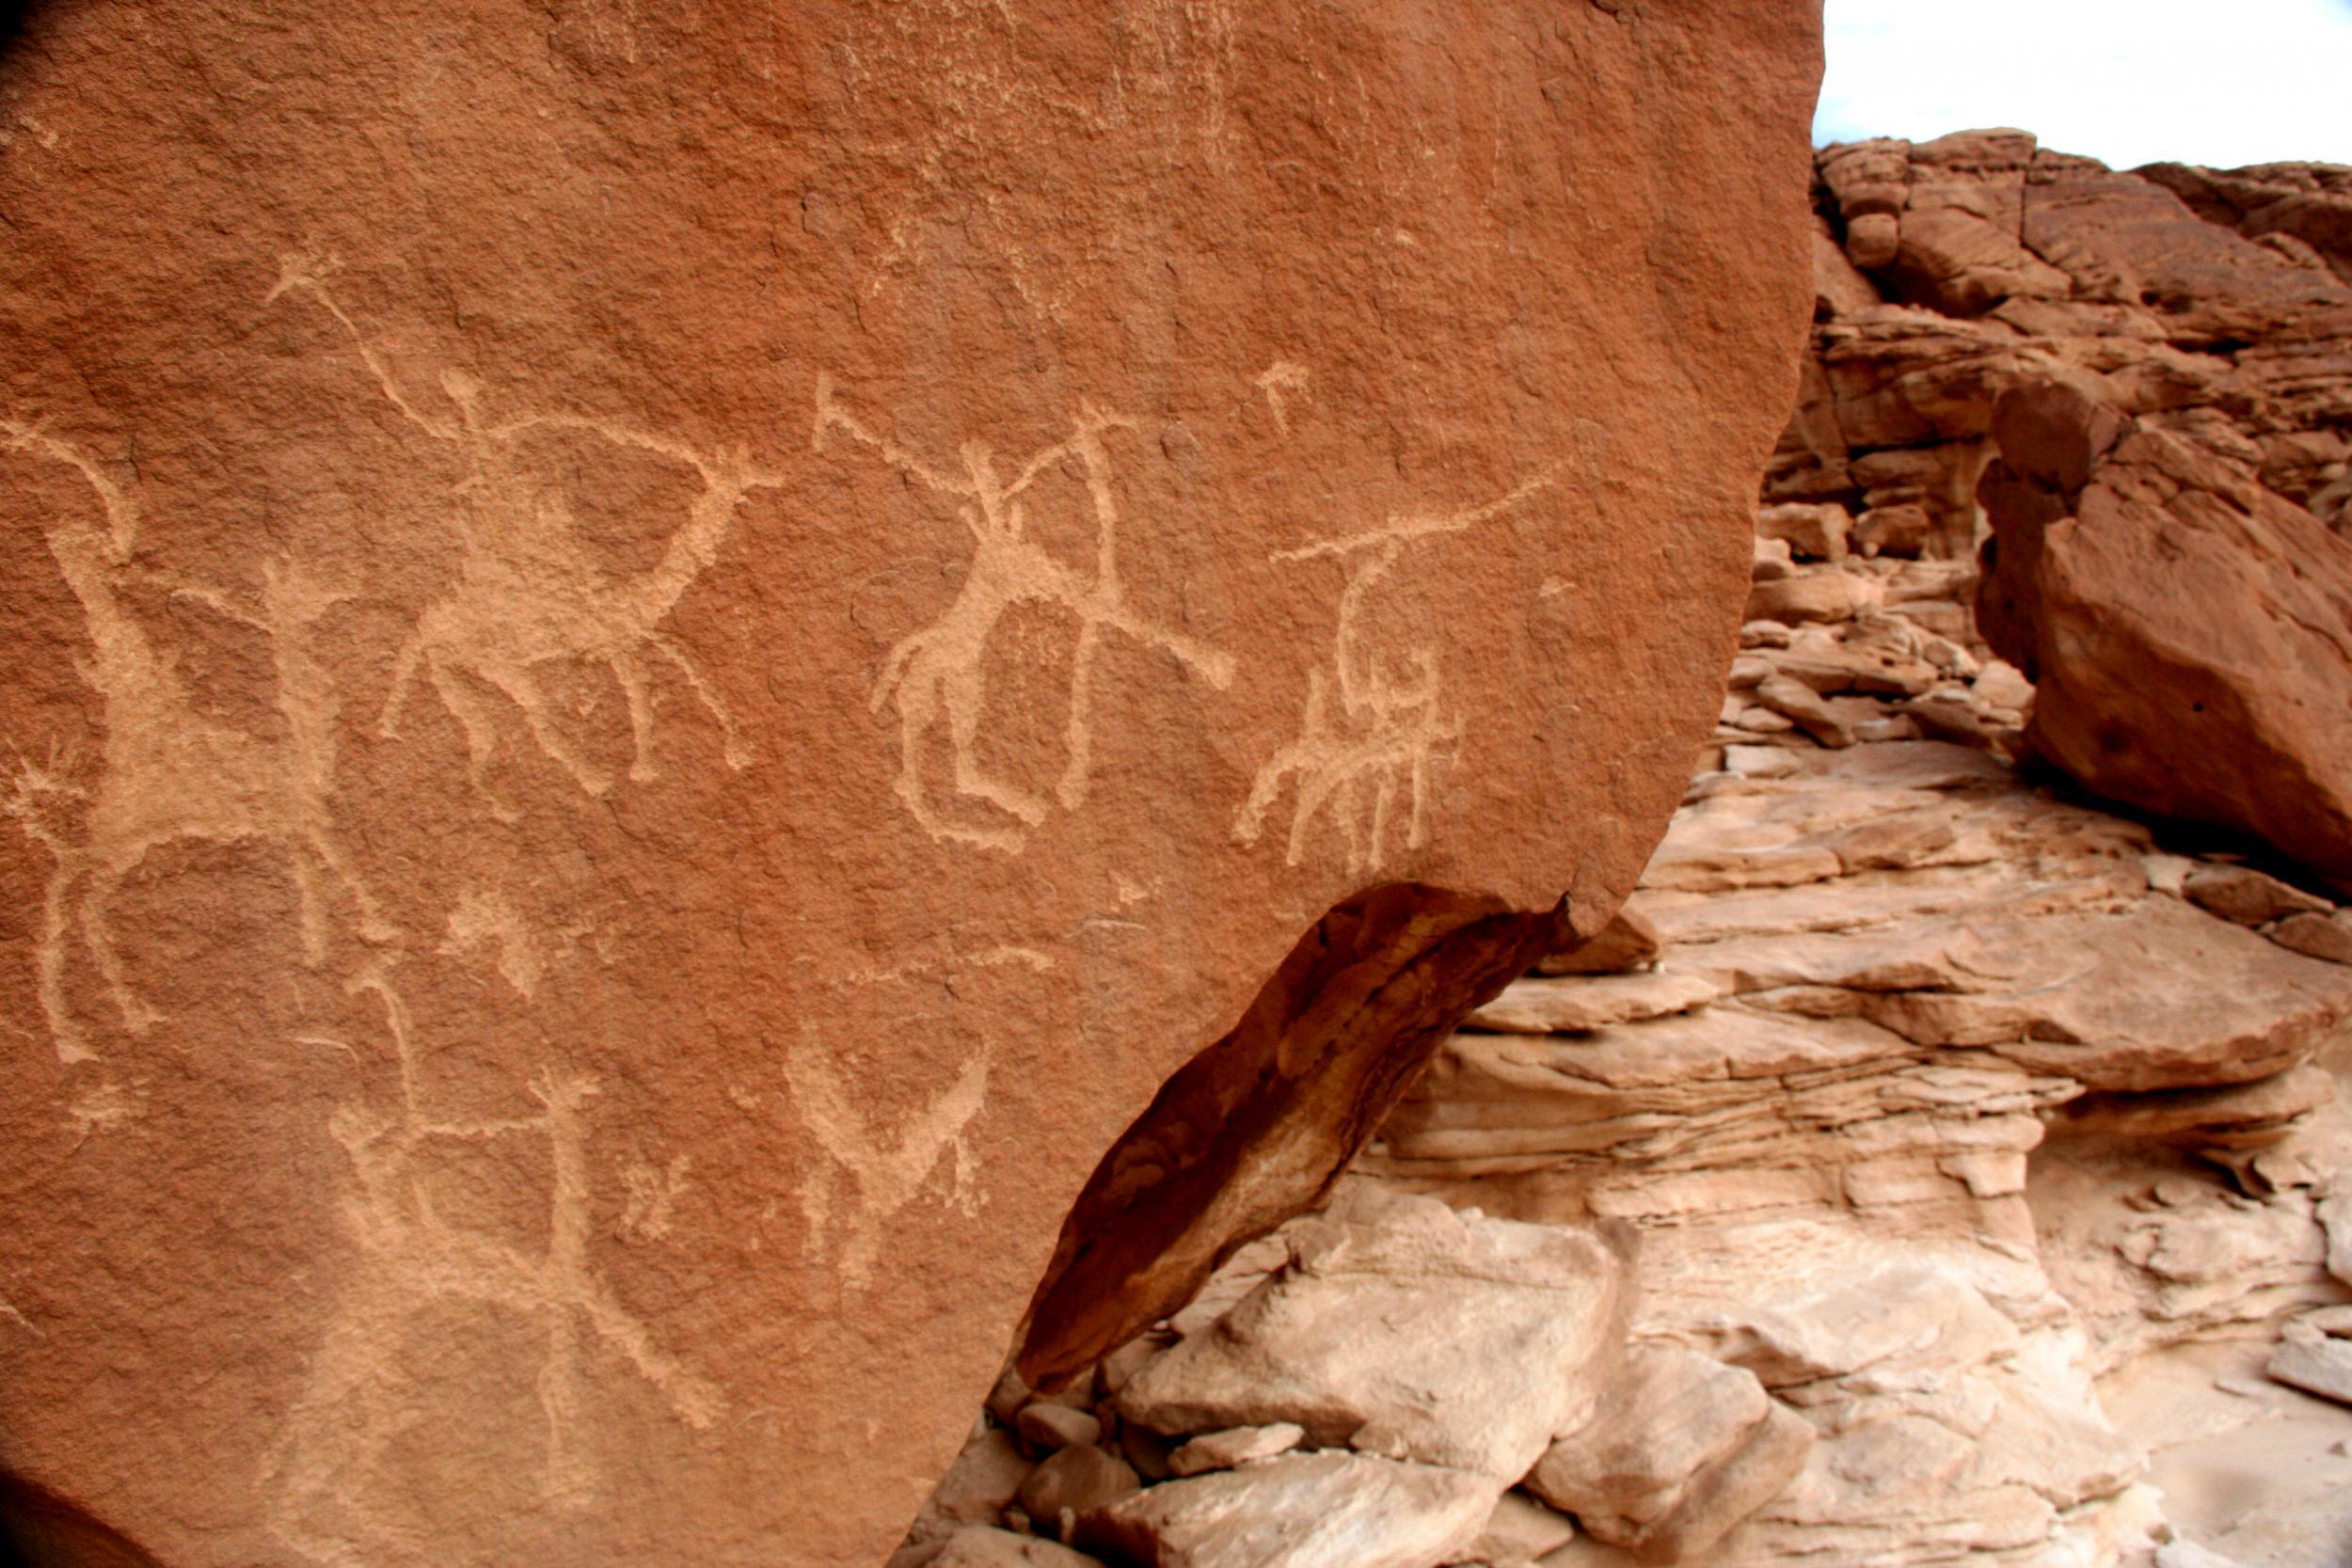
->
814;375;1235;851
270;252;784;813
1;422;389;1062
1239;471;1555;872
266;963;721;1557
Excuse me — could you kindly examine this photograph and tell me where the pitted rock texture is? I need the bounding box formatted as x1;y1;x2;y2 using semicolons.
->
0;4;1820;1565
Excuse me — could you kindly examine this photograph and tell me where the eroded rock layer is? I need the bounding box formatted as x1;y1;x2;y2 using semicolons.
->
0;5;1820;1566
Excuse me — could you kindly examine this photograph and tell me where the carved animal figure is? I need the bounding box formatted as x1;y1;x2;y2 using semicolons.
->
815;375;1235;851
788;1033;990;1292
2;422;388;1062
271;253;784;812
1240;472;1554;872
266;965;721;1556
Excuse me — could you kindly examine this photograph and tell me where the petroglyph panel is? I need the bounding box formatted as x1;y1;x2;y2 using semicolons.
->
0;4;1816;1565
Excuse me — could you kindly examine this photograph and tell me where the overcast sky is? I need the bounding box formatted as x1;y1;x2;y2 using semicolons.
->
1817;0;2352;170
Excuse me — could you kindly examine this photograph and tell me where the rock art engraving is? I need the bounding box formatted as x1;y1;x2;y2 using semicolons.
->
271;252;785;813
1238;470;1556;872
267;963;721;1553
814;375;1236;851
618;1154;691;1243
787;1034;990;1292
1254;360;1312;435
1;422;389;1064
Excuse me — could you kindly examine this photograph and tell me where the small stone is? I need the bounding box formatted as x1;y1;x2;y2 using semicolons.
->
986;1368;1032;1426
2272;911;2352;965
1745;572;1883;626
1096;1335;1168;1397
1461;1491;1578;1565
1846;211;1899;269
1533;906;1662;976
1167;1422;1305;1477
1075;1451;1495;1568
1015;1447;1140;1527
1017;1403;1104;1453
2267;1333;2352;1406
2184;863;2331;927
2157;1540;2251;1568
1973;658;2034;710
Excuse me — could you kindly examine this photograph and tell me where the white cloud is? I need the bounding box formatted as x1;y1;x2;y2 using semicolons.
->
1818;0;2352;169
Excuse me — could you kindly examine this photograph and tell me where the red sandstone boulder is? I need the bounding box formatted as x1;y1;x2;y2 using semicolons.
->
1979;379;2352;891
0;4;1820;1565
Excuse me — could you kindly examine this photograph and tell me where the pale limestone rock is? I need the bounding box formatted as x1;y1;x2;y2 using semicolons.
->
2265;1323;2352;1405
1167;1424;1305;1478
1697;1259;2022;1394
1116;1189;1621;1480
1075;1451;1496;1568
2322;1175;2352;1285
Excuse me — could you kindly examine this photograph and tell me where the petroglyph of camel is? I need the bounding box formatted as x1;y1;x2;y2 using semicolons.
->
270;252;786;813
1239;470;1556;873
814;375;1235;852
2;421;389;1063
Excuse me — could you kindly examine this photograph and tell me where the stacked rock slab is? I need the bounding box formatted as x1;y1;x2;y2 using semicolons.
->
0;4;1820;1565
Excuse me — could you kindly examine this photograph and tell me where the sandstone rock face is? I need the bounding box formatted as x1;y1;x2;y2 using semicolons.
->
0;5;1820;1565
1772;128;2352;900
1978;380;2352;892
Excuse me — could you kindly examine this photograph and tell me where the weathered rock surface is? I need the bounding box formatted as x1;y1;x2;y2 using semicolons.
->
0;4;1821;1564
1117;1187;1622;1481
1074;1451;1495;1568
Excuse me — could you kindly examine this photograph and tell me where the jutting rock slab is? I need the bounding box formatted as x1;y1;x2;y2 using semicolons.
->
0;3;1820;1565
1979;377;2352;892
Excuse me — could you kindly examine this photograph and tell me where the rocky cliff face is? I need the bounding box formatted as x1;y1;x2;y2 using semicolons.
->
898;134;2352;1568
0;5;1821;1566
